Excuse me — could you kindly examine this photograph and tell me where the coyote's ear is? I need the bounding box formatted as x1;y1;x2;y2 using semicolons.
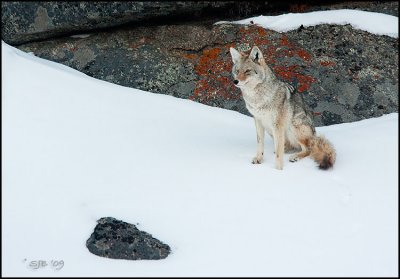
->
230;47;242;64
249;46;265;64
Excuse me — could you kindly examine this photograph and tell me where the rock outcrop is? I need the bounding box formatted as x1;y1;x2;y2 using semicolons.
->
17;22;398;126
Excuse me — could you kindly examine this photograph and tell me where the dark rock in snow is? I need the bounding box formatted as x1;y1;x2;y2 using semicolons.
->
86;217;170;260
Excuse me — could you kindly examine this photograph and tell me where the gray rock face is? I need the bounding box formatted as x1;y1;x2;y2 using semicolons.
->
286;24;398;125
2;1;269;45
17;22;398;126
86;217;170;260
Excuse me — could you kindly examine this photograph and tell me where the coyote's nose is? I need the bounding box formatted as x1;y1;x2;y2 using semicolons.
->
233;80;239;85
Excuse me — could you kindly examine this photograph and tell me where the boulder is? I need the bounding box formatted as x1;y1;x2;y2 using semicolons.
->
86;217;170;260
2;1;398;45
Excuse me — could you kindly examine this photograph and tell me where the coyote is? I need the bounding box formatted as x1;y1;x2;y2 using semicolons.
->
229;46;336;170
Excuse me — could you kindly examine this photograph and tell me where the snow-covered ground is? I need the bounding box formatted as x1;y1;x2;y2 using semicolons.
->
2;9;398;277
216;9;398;38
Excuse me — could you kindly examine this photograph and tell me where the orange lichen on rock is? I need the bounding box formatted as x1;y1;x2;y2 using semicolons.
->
239;26;270;46
320;60;336;67
194;47;221;75
296;75;316;92
184;53;197;60
273;65;316;93
190;46;240;104
273;65;298;80
194;47;233;76
280;35;294;48
296;49;312;61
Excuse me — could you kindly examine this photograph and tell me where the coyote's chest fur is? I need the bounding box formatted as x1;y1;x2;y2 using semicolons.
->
242;85;288;133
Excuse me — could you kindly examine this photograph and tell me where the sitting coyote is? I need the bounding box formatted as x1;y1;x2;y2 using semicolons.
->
230;46;336;170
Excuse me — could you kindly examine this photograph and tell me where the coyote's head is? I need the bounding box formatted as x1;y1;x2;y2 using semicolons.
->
229;46;267;89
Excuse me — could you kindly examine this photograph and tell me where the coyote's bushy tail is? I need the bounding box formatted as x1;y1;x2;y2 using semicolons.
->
308;136;336;170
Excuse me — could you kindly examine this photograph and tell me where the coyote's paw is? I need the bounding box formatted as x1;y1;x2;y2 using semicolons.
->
289;154;299;162
252;156;263;164
275;156;284;169
275;163;283;170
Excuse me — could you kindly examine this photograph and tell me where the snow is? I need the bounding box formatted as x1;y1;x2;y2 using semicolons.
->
216;9;398;38
2;10;398;276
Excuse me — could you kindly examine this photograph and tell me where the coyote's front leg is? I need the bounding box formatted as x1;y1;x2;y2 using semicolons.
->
252;118;264;164
273;123;285;170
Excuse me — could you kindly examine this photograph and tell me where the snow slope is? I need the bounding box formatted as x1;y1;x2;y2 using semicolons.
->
1;37;398;277
216;9;398;38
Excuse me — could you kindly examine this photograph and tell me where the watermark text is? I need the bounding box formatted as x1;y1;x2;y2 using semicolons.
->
23;259;64;271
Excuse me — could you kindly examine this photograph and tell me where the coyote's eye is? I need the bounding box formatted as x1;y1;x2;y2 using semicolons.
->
244;69;251;74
